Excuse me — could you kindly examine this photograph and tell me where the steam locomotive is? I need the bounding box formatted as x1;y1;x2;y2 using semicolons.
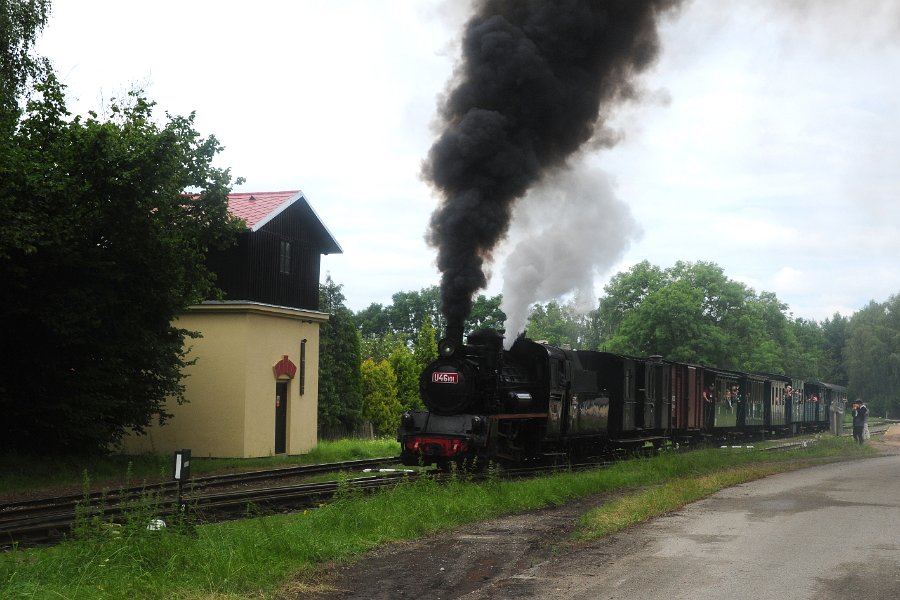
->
398;328;848;469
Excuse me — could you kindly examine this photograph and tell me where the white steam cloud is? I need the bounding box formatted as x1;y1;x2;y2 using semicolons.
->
500;161;642;346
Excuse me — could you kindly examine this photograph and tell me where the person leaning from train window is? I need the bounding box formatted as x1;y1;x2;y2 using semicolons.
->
852;398;869;444
703;385;715;425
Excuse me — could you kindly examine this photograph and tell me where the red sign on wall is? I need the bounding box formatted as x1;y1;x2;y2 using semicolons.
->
432;372;459;384
273;355;297;379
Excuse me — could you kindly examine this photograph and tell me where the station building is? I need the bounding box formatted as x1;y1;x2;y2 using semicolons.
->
123;190;341;458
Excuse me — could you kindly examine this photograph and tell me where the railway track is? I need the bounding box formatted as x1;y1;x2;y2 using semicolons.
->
0;456;404;549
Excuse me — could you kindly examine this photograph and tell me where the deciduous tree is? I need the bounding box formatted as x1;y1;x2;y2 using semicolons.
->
0;76;243;453
598;261;804;372
413;317;438;372
845;296;900;417
0;0;51;123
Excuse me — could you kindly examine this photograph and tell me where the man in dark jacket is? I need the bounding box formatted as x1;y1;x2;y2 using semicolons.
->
852;399;869;444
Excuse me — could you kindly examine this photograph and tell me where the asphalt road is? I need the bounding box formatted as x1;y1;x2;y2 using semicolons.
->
467;441;900;600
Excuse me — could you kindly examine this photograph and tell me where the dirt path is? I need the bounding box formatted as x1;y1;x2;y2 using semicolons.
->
303;493;614;600
300;429;900;600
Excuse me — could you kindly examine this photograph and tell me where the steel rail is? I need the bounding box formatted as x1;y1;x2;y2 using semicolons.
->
0;457;403;548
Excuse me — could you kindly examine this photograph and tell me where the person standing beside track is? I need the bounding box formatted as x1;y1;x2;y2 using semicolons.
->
852;398;869;444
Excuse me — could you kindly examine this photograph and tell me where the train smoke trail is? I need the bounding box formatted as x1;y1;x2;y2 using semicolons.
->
423;0;683;330
500;161;640;343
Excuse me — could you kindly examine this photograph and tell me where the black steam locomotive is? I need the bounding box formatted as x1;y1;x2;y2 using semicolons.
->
398;328;847;469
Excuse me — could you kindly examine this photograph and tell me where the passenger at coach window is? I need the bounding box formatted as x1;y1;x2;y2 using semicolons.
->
852;399;869;444
703;385;715;425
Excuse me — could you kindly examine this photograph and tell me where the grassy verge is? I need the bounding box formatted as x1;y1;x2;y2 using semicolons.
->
0;438;401;497
0;436;874;599
575;463;785;539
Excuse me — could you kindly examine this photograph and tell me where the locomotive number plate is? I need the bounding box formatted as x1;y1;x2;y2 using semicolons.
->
432;372;459;384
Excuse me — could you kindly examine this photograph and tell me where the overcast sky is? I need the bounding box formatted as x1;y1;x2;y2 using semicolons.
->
35;0;900;324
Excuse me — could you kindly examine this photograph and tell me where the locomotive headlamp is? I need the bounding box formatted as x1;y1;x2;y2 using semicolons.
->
438;337;458;357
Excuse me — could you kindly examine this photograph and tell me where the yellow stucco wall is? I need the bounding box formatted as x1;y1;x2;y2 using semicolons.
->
122;302;328;458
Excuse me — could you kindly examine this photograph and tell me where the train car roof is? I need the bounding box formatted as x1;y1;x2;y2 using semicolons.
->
702;366;743;378
813;381;849;391
753;371;792;383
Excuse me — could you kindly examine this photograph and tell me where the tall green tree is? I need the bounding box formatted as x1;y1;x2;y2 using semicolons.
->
356;286;444;347
523;299;597;349
605;278;730;364
821;312;850;385
730;291;792;374
784;318;828;379
469;293;506;332
0;77;243;453
318;275;363;433
0;0;50;123
359;330;405;363
360;358;401;436
355;302;390;341
598;261;807;373
845;296;900;417
525;301;580;348
389;287;441;343
594;260;666;342
413;317;438;372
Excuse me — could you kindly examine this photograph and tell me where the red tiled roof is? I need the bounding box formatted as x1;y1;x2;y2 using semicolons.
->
227;189;342;254
227;190;301;230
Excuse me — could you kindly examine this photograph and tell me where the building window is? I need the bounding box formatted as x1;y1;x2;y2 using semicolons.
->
279;240;292;275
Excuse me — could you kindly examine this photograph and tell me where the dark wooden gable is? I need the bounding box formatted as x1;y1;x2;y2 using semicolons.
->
207;197;341;310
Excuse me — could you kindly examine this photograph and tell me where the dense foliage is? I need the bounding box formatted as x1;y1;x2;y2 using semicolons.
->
317;276;363;435
599;261;815;374
0;71;242;453
845;296;900;417
360;358;402;435
0;0;50;122
356;285;505;346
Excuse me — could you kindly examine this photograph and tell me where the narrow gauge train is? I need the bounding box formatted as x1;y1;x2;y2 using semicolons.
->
398;327;848;470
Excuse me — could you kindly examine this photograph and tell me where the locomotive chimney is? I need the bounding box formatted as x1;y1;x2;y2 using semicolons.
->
437;323;466;358
445;324;464;346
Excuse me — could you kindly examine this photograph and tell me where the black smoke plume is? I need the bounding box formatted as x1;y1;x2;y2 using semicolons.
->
423;0;683;328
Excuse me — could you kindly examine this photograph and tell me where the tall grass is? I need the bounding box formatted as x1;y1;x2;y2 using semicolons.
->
0;436;872;599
